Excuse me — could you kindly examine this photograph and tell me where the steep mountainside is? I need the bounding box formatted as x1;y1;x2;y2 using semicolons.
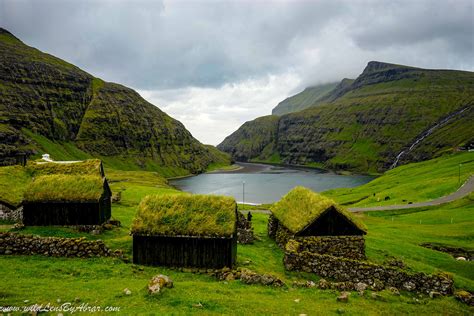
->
272;82;338;115
0;28;229;175
218;61;474;173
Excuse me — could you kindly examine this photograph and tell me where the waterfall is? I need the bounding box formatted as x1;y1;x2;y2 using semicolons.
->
390;106;470;169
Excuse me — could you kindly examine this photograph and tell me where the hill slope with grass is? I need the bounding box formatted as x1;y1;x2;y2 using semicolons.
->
218;61;474;173
272;82;338;115
0;28;229;175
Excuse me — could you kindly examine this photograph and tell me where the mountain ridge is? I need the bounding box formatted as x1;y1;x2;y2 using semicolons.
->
218;61;474;173
0;28;230;175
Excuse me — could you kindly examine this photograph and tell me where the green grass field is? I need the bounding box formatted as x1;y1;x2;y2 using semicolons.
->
325;152;474;207
1;163;473;314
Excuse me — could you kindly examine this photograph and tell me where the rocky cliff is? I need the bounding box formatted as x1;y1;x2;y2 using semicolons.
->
218;61;474;173
0;28;229;175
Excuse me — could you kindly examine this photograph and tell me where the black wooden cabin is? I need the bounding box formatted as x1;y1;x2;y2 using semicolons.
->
132;194;237;268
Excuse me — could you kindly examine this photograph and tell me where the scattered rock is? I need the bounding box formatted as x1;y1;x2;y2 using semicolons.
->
123;288;131;295
337;292;350;303
294;298;300;303
429;291;441;299
355;282;368;295
336;308;345;314
456;257;466;261
318;279;330;290
388;287;400;296
148;274;173;295
454;290;474;306
370;293;385;301
192;302;203;308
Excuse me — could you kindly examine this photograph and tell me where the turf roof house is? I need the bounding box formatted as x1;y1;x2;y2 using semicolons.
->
268;187;367;260
23;159;111;225
132;194;238;268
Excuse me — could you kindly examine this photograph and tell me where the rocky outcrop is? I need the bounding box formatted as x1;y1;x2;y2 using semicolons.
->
284;250;454;295
0;232;111;257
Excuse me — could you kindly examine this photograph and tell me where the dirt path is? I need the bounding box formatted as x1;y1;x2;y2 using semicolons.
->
348;175;474;212
243;175;474;214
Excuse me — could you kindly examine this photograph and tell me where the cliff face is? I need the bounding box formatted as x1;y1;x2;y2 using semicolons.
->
0;28;229;174
218;61;474;173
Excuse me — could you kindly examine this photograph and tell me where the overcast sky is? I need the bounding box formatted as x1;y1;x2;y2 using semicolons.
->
1;0;473;145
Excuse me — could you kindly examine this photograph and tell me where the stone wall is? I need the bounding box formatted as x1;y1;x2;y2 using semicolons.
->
267;214;278;239
237;211;254;244
284;246;453;295
0;232;111;258
0;202;22;223
269;216;365;260
295;236;365;260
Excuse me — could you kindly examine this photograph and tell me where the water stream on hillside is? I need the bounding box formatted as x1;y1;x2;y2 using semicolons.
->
170;162;374;204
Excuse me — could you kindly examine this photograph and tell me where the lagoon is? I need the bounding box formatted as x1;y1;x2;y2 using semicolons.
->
170;163;374;204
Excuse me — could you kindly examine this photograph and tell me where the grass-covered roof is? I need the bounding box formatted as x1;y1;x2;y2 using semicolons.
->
131;194;237;237
24;175;105;202
271;186;367;234
28;159;104;177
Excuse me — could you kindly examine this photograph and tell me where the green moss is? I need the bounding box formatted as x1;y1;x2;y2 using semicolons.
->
24;174;104;202
132;194;237;237
270;187;367;234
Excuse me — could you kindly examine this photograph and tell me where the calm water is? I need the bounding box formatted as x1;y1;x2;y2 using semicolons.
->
170;163;375;204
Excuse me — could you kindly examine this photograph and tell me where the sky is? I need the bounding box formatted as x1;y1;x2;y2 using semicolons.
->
1;0;473;145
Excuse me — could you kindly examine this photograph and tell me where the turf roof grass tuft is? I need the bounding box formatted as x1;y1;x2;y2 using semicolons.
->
24;174;104;202
131;194;237;237
271;186;367;234
27;159;103;177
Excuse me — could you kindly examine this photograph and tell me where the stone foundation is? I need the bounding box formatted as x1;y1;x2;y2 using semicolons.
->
269;216;365;260
284;248;453;295
294;236;365;260
0;232;111;258
0;202;22;223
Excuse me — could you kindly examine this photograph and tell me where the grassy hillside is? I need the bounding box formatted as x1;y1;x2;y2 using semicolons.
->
325;152;474;207
0;28;229;175
272;82;338;116
218;115;280;162
0;166;472;314
218;61;474;173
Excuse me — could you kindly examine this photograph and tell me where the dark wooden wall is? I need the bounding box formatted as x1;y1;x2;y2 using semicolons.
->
133;235;237;268
298;207;365;236
23;200;111;226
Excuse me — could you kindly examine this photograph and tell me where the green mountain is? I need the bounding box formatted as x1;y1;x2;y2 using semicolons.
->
272;82;338;115
218;61;474;173
0;28;229;176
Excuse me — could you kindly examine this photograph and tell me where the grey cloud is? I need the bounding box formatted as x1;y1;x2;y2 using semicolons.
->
1;0;473;144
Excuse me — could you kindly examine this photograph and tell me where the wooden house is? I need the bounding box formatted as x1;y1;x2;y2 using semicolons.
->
268;187;367;260
22;159;111;225
132;194;237;268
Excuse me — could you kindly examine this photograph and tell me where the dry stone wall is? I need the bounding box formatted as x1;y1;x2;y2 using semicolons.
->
0;202;22;223
284;247;453;295
295;236;365;260
269;215;365;260
237;211;254;244
0;232;111;257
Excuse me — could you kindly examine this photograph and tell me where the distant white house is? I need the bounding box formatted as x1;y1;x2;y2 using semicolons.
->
41;154;53;162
